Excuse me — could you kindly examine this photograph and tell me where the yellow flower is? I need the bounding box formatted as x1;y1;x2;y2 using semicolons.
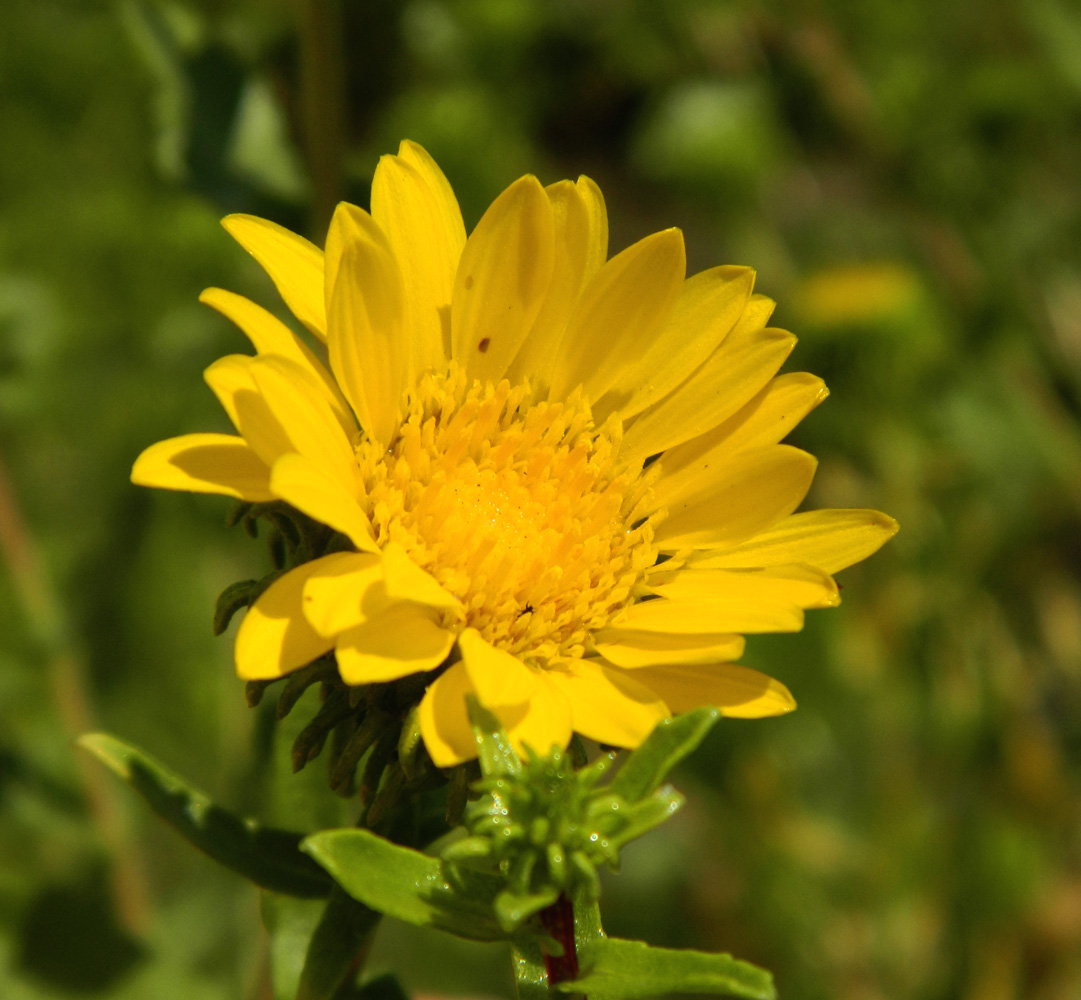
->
133;140;897;767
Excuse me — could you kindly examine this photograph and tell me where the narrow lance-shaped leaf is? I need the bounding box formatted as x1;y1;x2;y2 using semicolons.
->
563;936;777;1000
302;828;507;941
79;733;332;898
607;707;720;802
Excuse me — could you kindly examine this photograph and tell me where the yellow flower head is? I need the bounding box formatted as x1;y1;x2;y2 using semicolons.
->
133;141;897;767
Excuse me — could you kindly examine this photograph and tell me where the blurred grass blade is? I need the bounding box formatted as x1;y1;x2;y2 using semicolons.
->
79;732;332;898
564;937;776;1000
296;887;380;1000
608;708;720;802
302;828;506;940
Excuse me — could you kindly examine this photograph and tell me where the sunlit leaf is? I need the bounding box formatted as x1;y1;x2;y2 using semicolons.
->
302;828;506;941
564;937;776;1000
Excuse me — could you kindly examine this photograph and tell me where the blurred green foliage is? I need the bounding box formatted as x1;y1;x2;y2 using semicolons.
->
3;0;1081;998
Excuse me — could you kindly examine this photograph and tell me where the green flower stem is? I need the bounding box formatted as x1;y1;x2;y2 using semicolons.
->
539;894;579;988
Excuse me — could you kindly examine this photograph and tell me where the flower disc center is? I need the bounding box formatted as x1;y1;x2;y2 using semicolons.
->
446;470;546;555
355;366;658;663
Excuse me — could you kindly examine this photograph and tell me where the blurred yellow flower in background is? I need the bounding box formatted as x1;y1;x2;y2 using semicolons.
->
132;140;897;766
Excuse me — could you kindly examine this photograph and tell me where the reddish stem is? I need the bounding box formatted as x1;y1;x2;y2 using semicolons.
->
540;894;579;986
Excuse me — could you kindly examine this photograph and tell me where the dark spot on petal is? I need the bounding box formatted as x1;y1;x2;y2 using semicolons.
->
464;275;474;290
478;338;490;353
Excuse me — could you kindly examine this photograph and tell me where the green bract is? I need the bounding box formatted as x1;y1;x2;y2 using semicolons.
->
440;700;686;923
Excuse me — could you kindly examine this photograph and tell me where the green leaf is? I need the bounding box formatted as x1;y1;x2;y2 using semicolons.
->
297;888;380;1000
261;895;326;1000
79;733;333;898
607;708;720;803
564;937;776;1000
512;939;550;1000
467;696;522;778
302;828;507;941
603;788;685;850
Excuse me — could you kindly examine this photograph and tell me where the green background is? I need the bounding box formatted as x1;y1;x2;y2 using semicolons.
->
3;1;1081;997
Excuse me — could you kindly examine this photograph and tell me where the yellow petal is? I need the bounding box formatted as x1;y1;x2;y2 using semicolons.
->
648;563;839;610
335;603;455;684
576;175;609;279
381;543;462;610
549;228;685;403
221;214;327;340
504;177;607;390
199;287;354;437
325;206;407;446
689;508;900;575
451;175;555;385
371;142;465;372
654;445;817;550
632;663;796;718
500;672;572;758
419;661;572;766
131;433;273;502
301;552;383;636
202;353;253;429
613;597;805;635
248;354;358;489
596;265;755;421
270;454;377;553
700;371;827;455
457;628;538;707
652;372;827;511
621;326;796;466
419;661;478;768
235;560;337;679
591;629;745;668
726;293;775;332
545;660;669;747
397;140;466;232
203;355;293;466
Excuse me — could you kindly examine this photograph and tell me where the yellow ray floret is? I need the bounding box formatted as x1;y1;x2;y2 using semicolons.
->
133;140;898;766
